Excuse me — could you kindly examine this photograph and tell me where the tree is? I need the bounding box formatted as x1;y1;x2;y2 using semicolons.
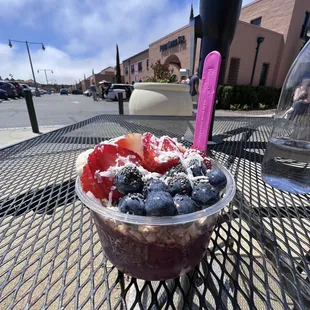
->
146;60;177;83
190;3;194;20
116;44;121;83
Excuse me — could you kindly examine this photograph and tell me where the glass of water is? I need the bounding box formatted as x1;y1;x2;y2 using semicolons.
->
262;41;310;194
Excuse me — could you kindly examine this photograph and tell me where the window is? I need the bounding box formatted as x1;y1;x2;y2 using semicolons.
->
259;63;270;86
125;67;129;75
251;17;262;26
146;59;149;71
138;61;142;72
300;12;310;39
131;64;134;74
227;58;240;85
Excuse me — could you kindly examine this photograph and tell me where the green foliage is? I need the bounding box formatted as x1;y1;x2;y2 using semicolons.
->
190;4;194;19
216;85;281;110
259;103;266;110
116;44;121;84
144;60;178;83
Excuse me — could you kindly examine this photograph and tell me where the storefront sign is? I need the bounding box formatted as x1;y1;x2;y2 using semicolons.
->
160;36;186;52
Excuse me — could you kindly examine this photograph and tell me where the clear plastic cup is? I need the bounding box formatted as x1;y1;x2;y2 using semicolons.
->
75;160;235;281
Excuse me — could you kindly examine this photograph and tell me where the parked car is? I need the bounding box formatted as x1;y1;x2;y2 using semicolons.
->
20;84;30;90
0;89;8;100
72;89;83;95
104;84;134;101
0;81;17;98
60;88;68;95
83;89;92;97
9;81;23;97
28;87;36;96
38;88;47;95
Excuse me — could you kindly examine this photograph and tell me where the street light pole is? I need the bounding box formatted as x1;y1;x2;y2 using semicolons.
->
25;41;41;97
9;39;45;97
250;37;265;85
37;69;53;85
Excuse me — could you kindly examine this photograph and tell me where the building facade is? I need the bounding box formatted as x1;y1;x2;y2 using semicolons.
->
122;0;310;87
122;49;150;84
80;66;125;92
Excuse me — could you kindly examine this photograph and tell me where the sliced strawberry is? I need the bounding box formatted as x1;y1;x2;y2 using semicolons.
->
115;133;144;159
154;157;179;174
80;164;107;199
87;144;141;201
87;150;100;175
88;144;142;174
102;177;124;202
161;136;179;152
142;133;180;173
160;136;186;153
142;132;160;171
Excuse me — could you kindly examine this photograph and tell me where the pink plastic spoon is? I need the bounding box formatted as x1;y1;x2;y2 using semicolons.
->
193;51;222;152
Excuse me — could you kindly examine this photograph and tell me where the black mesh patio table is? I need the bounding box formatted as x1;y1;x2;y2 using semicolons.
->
0;115;310;310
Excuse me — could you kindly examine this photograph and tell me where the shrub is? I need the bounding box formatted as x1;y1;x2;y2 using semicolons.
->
144;60;178;83
216;85;281;110
218;86;235;109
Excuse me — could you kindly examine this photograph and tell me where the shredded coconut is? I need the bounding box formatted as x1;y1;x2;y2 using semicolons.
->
107;191;113;208
192;176;209;183
183;152;204;168
94;170;103;183
142;172;162;182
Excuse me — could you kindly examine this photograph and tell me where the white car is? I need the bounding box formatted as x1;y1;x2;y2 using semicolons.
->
83;89;92;97
29;87;36;95
104;84;133;101
38;88;47;95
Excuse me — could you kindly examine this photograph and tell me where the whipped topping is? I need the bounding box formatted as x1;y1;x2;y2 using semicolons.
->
76;149;94;176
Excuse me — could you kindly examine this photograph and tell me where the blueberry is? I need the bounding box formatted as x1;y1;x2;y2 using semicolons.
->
166;175;192;196
166;163;187;177
191;180;220;208
118;193;146;215
114;166;144;194
207;168;227;191
145;191;176;216
188;159;207;177
173;194;196;215
143;179;167;197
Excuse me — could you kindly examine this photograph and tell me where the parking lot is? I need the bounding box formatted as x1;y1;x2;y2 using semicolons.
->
0;94;129;129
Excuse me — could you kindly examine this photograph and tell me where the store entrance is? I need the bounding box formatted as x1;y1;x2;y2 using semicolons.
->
164;54;182;80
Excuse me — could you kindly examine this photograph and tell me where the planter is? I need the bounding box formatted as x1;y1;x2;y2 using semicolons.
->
129;83;192;116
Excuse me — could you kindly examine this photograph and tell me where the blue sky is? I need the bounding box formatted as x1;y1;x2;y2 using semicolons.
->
0;0;253;84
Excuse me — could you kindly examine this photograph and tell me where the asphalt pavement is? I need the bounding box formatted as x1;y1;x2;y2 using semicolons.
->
0;94;129;129
0;94;273;149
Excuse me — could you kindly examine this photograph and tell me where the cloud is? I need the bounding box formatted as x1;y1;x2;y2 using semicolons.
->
1;0;253;83
1;43;112;84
